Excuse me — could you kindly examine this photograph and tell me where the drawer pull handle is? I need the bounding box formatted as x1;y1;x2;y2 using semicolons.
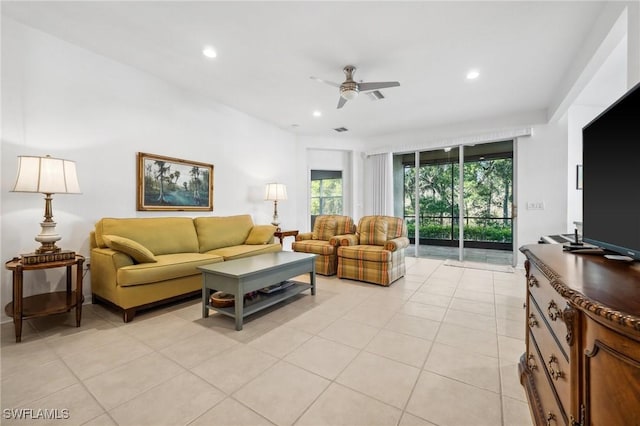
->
546;412;556;426
528;276;539;288
548;300;562;321
528;313;538;328
527;354;537;371
548;354;564;380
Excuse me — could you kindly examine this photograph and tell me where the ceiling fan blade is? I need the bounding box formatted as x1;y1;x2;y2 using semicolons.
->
310;76;340;88
358;81;400;92
337;96;347;109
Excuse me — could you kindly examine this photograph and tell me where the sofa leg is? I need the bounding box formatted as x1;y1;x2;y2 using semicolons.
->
123;308;136;323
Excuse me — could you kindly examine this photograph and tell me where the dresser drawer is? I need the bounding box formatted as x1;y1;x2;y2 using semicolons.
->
527;263;571;358
528;296;571;416
527;336;568;426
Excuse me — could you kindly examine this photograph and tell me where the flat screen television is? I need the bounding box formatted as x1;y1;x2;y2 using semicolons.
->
582;80;640;261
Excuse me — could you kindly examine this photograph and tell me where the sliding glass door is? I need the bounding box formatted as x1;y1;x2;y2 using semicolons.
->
395;140;514;264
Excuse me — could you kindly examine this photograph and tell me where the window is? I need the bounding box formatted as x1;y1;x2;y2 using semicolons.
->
310;171;343;217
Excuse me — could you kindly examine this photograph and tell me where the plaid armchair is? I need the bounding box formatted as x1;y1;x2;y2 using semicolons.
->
292;215;356;276
337;215;409;286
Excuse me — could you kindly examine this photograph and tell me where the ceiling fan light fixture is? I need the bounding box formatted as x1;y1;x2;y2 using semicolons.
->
341;89;359;101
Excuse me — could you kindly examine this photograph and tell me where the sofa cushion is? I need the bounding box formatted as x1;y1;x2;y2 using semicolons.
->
194;215;254;252
103;235;157;263
206;243;281;260
117;253;223;287
358;217;388;246
312;217;338;241
95;217;199;255
245;225;277;244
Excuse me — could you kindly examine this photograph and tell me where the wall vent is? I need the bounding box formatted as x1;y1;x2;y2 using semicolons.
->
333;127;349;132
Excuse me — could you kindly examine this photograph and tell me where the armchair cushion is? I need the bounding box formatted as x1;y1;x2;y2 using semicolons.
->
103;235;157;264
312;218;338;241
358;217;388;246
338;245;392;262
245;225;277;244
295;232;313;241
291;240;337;256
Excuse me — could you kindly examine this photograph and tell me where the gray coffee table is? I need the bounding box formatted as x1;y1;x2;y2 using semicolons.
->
199;252;316;330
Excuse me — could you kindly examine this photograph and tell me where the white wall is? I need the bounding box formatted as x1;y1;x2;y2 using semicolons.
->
516;118;569;262
0;18;305;320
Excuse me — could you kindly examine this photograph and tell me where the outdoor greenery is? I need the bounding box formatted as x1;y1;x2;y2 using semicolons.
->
404;158;512;243
311;178;343;215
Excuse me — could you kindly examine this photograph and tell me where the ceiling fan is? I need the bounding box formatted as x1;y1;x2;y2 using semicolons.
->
311;65;400;109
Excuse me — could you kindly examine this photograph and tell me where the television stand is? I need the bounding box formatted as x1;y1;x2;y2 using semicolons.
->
519;243;640;426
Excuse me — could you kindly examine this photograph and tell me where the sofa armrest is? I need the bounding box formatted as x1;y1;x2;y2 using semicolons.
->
384;237;410;252
90;247;134;294
92;247;135;268
295;232;313;241
338;234;360;246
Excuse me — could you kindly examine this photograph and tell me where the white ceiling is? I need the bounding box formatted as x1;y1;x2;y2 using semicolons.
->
2;1;607;138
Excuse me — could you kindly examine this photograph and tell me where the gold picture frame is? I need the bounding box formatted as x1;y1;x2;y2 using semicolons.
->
137;152;213;211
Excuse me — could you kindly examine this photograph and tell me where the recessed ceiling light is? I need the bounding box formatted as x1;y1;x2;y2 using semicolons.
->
466;70;480;80
202;46;217;59
312;110;322;117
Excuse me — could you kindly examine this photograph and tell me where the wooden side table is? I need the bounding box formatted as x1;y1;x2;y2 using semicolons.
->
4;255;85;342
274;230;299;246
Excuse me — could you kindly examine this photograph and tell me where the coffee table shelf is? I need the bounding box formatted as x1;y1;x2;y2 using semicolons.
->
207;281;311;318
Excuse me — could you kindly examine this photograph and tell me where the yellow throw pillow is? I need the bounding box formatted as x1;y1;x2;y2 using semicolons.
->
245;225;276;245
102;234;157;263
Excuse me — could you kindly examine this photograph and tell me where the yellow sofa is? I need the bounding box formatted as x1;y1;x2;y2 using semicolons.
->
90;215;280;322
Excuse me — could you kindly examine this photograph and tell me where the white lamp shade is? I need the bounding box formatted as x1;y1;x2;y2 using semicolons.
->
264;183;287;201
12;155;81;194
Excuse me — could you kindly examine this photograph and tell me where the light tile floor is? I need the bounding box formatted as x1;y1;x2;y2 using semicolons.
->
1;257;533;426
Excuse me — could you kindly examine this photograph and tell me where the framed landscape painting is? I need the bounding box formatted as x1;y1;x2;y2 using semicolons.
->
137;152;214;211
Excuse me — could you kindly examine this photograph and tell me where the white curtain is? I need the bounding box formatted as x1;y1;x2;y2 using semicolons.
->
366;153;393;216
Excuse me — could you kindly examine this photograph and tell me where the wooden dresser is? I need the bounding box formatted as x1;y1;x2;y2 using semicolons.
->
519;244;640;425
